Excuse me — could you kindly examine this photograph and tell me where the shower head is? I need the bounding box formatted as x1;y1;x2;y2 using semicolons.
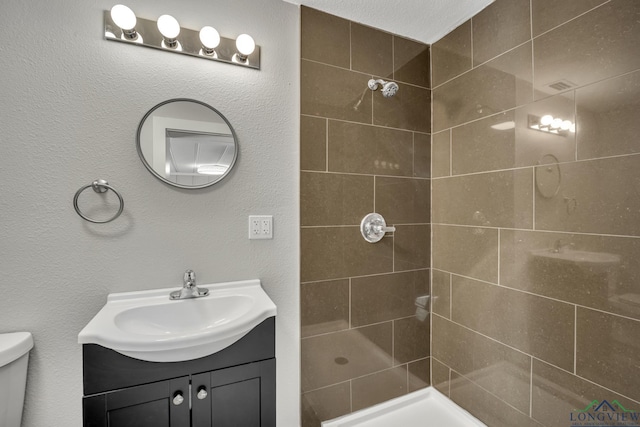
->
368;79;399;98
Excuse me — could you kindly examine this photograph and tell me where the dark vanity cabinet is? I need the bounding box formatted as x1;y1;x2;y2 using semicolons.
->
82;318;275;427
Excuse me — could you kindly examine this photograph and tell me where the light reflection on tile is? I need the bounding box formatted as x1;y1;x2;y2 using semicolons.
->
501;229;640;321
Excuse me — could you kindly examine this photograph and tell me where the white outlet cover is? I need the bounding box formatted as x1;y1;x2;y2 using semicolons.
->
249;215;273;240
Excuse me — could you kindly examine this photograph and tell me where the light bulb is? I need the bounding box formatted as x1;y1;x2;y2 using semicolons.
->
236;34;255;57
551;118;563;129
157;14;180;39
199;26;220;54
111;4;136;31
540;115;553;126
561;120;572;130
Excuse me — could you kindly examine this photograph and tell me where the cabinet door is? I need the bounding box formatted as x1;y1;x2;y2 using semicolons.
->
83;376;190;427
192;359;276;427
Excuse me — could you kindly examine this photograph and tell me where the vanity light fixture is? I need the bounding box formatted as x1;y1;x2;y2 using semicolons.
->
110;4;140;41
104;5;260;69
528;114;575;136
235;34;255;62
157;14;181;49
199;26;220;56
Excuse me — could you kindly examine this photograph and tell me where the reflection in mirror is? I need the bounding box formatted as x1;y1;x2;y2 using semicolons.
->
137;99;238;189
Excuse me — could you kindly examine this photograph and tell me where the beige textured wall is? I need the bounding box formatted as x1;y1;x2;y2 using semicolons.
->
432;0;640;425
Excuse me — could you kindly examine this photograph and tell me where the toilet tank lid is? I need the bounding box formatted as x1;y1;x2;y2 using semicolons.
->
0;332;34;367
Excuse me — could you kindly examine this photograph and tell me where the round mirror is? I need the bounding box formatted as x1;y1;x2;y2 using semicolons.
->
137;99;238;189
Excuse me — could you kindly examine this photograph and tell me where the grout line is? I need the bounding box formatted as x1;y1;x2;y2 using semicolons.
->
448;367;451;397
412;132;415;177
430;222;640;240
448;129;452;176
574;91;579;162
349;277;352;328
301;169;430;180
497;228;501;285
573;305;578;374
349;22;352;71
300;267;430;285
349;380;353;413
430;151;640;180
532;0;613;40
431;38;531;90
441;272;640;324
448;273;452;320
529;357;534;417
373;175;376;211
532;167;536;230
325;118;329;172
529;0;534;101
470;18;474;68
300;114;424;135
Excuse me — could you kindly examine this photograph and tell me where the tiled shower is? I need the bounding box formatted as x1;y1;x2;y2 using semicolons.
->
301;0;640;426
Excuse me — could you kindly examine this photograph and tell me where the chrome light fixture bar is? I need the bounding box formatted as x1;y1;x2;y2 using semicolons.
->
104;6;260;70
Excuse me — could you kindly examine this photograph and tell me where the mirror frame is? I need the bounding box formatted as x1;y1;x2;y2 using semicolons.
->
136;98;239;189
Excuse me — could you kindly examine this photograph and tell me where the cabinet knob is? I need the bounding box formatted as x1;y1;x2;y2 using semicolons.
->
173;392;184;406
197;387;208;400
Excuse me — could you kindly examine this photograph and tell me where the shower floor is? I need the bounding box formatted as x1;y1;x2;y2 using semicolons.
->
322;387;486;427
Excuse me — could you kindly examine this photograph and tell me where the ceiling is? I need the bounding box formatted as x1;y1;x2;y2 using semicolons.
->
283;0;494;44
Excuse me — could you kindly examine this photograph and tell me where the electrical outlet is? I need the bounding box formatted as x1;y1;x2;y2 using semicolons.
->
249;215;273;239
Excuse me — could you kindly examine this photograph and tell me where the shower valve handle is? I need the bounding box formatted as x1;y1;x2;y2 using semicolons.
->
360;213;395;243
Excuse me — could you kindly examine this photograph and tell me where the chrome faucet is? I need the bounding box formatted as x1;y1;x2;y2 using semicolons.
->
170;270;210;300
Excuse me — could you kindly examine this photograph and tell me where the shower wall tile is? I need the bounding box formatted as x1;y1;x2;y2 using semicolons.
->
327;121;414;177
451;275;575;371
350;23;393;77
301;228;393;282
301;279;350;338
500;229;640;321
301;172;374;226
301;322;392;392
373;83;431;132
531;0;608;36
301;115;326;171
533;0;640;100
351;270;429;327
393;316;430;364
432;168;533;229
301;382;351;427
351;366;408;411
431;130;451;177
433;42;533;131
576;308;640;401
300;6;431;420
393;36;430;88
451;92;575;175
576;70;640;160
301;6;350;67
408;358;431;392
393;225;430;271
375;177;430;224
472;0;531;65
432;225;498;283
301;60;372;124
535;155;640;236
450;372;543;427
413;132;431;178
431;270;451;319
432;315;532;413
431;21;471;87
431;358;451;396
532;359;640;427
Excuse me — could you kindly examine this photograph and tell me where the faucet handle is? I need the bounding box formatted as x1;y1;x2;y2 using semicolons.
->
184;270;196;285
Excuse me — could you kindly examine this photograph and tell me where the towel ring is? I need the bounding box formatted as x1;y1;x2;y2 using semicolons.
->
73;179;124;224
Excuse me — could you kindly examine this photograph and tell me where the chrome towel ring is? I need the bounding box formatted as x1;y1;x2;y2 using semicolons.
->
73;179;124;224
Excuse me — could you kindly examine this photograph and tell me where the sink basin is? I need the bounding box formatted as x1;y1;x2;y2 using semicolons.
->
78;279;276;362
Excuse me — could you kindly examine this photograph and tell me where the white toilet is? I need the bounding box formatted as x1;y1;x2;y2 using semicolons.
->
0;332;34;427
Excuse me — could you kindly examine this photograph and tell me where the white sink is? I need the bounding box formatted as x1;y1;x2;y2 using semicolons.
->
78;279;276;362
